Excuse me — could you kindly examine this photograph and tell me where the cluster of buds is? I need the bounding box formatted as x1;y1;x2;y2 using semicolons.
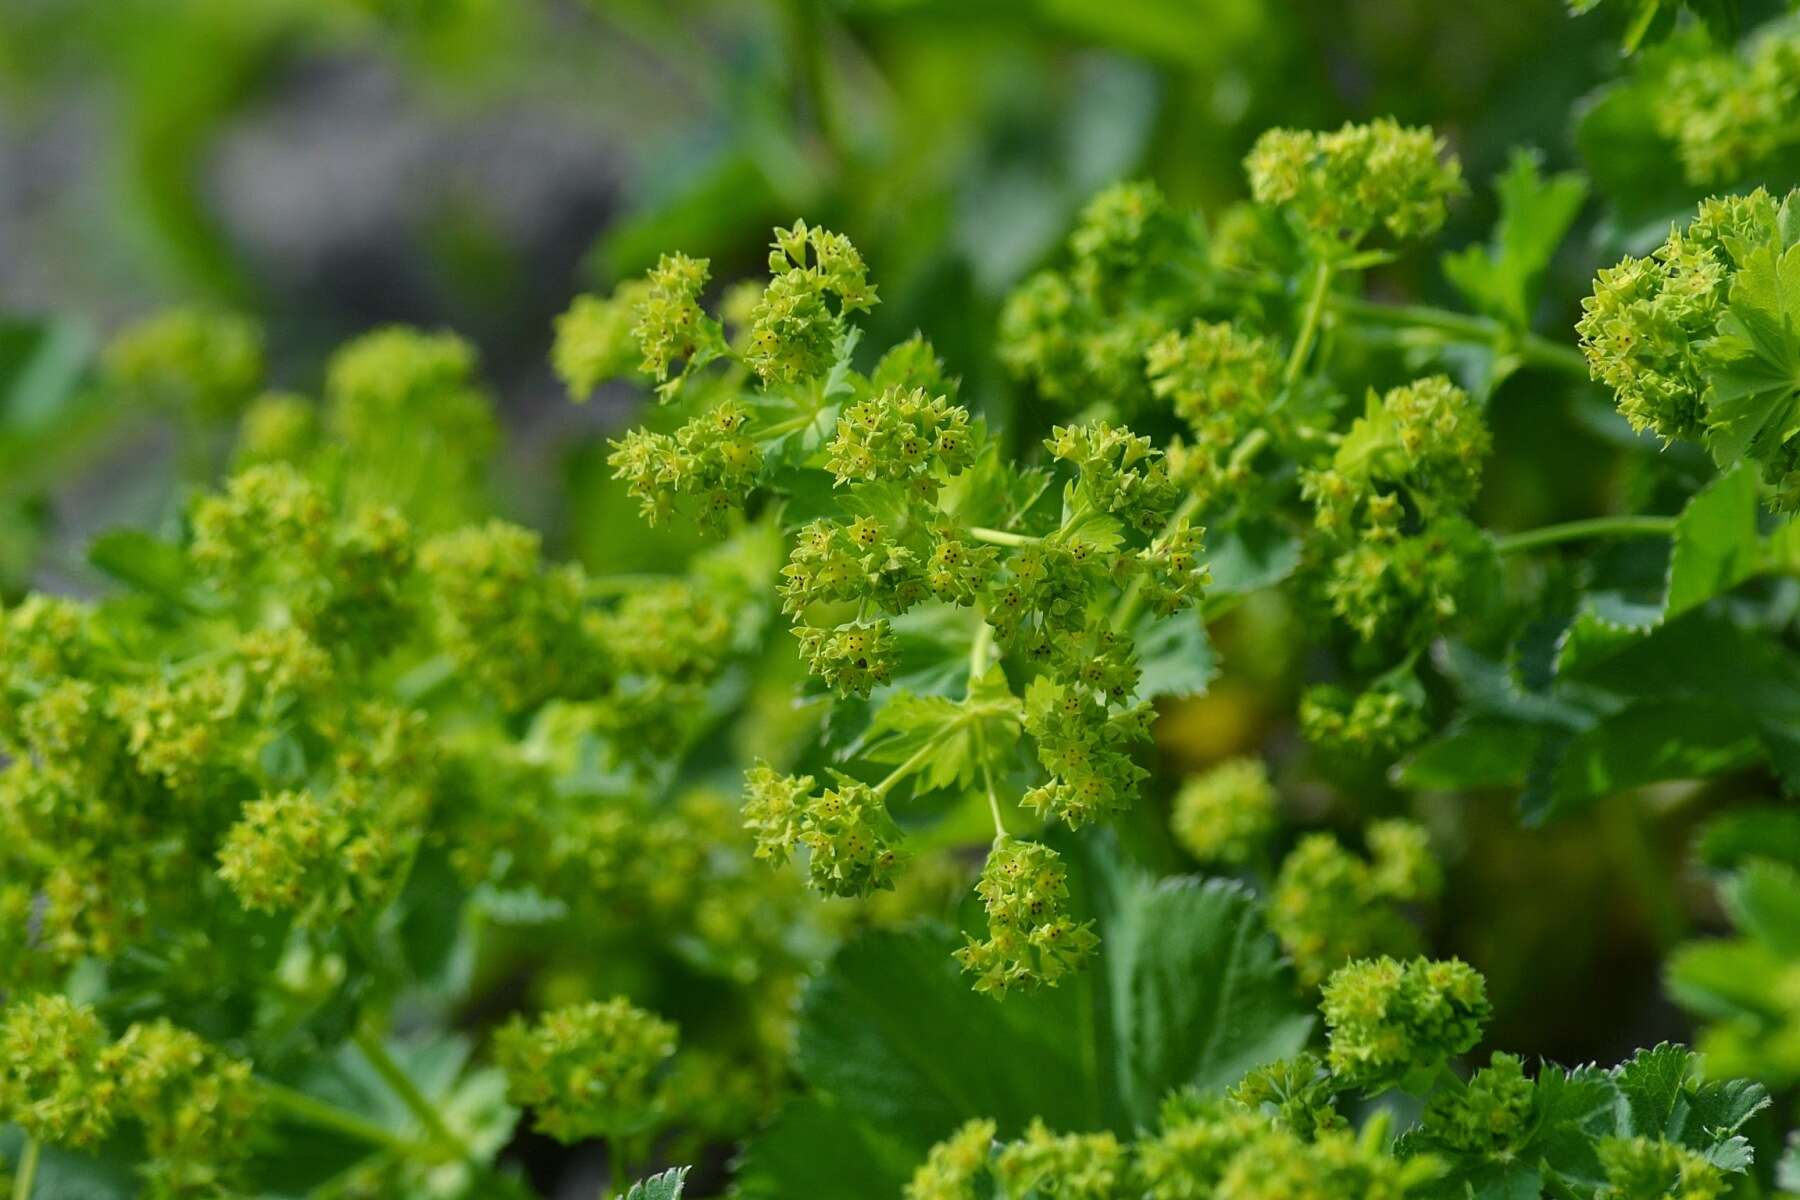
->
955;839;1098;995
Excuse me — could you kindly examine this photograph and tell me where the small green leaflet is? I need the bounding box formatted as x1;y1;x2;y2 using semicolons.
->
1442;149;1588;330
624;1166;690;1200
861;666;1024;795
733;837;1311;1196
1704;222;1800;471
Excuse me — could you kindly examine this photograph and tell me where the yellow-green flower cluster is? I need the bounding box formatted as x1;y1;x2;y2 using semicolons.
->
1022;678;1155;829
1047;422;1181;534
1245;119;1464;252
105;307;264;423
495;998;679;1143
1414;1052;1534;1158
420;519;603;712
1301;377;1493;649
553;280;651;399
741;764;903;897
0;997;259;1198
234;391;318;467
955;838;1098;995
192;464;418;658
0;994;121;1148
826;386;974;493
906;1083;1440;1200
633;251;724;391
323;326;497;530
1596;1135;1728;1199
1299;680;1430;757
1577;200;1742;445
1579;189;1800;508
1321;956;1490;1093
995;1120;1131;1199
904;1117;997;1200
1654;24;1800;186
998;181;1203;415
747;219;878;386
608;399;762;532
1171;756;1278;866
1269;821;1441;987
114;1019;262;1200
1147;320;1287;511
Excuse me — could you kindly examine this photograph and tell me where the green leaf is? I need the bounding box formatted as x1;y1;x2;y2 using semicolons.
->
1722;859;1800;958
624;1166;691;1200
1104;877;1314;1126
739;839;1310;1193
1204;520;1302;595
1549;699;1762;807
87;529;199;607
1665;464;1761;618
1697;808;1800;871
1704;238;1800;469
862;668;1023;795
1131;608;1216;702
1441;149;1588;329
732;1098;938;1199
1394;719;1537;790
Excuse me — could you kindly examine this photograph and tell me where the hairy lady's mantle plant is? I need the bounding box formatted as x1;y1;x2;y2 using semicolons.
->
5;13;1800;1191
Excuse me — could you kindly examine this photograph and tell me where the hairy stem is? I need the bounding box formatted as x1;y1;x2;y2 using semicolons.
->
1284;261;1334;390
352;1027;469;1161
1494;515;1676;555
257;1079;417;1154
11;1137;39;1200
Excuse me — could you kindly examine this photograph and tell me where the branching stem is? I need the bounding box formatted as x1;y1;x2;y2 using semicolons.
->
1330;295;1589;378
257;1079;417;1154
1494;515;1676;555
352;1027;470;1161
1284;261;1334;389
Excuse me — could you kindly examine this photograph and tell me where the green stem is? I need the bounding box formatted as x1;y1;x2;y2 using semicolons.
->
11;1137;39;1200
968;619;993;678
352;1027;469;1160
1284;261;1334;390
1330;295;1590;378
873;737;944;799
1111;491;1204;634
978;731;1008;841
1227;427;1271;473
1494;515;1676;556
257;1080;417;1154
969;526;1040;548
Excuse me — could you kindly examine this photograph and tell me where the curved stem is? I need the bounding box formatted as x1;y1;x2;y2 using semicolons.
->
352;1027;469;1161
873;737;943;799
975;726;1007;841
12;1137;39;1200
1330;295;1590;378
1111;491;1204;634
969;526;1039;548
1494;515;1676;556
1284;261;1334;390
257;1080;417;1154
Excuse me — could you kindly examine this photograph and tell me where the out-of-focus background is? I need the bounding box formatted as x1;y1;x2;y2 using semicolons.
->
0;0;1730;1082
0;0;1621;555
